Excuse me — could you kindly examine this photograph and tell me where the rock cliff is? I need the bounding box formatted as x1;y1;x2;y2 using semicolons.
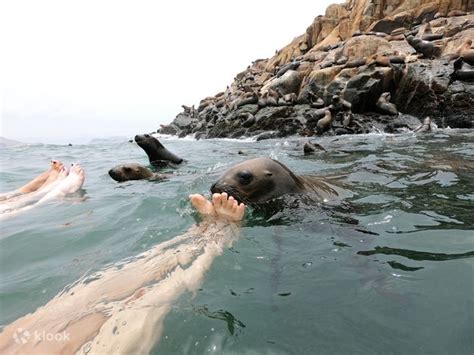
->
159;0;474;139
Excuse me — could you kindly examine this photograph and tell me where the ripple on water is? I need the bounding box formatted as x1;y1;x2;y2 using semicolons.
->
0;131;473;354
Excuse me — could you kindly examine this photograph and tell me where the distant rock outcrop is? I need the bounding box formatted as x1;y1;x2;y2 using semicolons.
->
159;0;474;138
0;137;27;149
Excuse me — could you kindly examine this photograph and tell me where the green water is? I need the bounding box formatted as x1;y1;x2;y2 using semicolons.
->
1;131;473;354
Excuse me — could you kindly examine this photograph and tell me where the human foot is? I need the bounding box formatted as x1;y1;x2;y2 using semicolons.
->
39;163;85;202
189;194;216;219
212;192;245;222
60;163;85;195
18;160;63;193
40;160;65;187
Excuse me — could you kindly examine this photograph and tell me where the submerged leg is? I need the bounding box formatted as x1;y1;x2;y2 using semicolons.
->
0;192;245;354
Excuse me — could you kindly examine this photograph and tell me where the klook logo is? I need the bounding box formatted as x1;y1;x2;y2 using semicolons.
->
13;328;30;344
12;328;70;344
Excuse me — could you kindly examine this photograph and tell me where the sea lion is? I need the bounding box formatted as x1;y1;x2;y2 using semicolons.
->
447;10;466;17
316;110;332;134
303;141;326;155
376;92;398;116
453;39;472;58
460;40;474;66
375;55;391;67
406;35;435;58
210;157;339;207
414;116;436;133
389;55;406;64
422;33;443;41
387;34;405;41
108;163;166;182
450;60;474;82
276;60;300;77
135;134;183;167
343;58;367;68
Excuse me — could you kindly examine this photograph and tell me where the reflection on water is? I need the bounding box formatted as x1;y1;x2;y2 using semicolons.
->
1;130;473;354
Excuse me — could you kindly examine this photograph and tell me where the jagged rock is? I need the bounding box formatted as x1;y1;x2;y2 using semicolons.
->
158;1;474;138
266;70;304;96
342;71;385;112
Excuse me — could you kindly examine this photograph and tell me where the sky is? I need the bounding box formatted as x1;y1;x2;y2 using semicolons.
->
1;0;338;143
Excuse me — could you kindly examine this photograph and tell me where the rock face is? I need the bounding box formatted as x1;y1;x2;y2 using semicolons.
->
160;0;474;139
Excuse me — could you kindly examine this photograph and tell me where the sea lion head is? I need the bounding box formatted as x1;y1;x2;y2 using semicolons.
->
210;158;303;206
135;134;183;166
108;163;154;182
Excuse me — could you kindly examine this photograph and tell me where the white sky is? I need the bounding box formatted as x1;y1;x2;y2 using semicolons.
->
1;0;337;143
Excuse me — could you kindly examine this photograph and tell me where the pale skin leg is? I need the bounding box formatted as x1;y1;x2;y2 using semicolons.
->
0;160;64;201
36;163;85;204
18;160;64;193
0;164;83;218
0;164;68;214
0;193;245;355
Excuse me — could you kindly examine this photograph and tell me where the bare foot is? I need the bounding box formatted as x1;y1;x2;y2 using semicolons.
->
40;160;65;188
212;192;245;222
189;194;216;219
17;160;64;193
39;163;85;202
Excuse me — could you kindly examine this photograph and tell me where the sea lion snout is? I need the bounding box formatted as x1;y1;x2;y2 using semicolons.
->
134;134;150;143
210;181;224;194
108;167;123;182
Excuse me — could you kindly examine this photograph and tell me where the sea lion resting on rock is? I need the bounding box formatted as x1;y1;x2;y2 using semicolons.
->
376;92;398;116
406;35;435;59
317;110;333;134
210;157;341;208
458;40;474;66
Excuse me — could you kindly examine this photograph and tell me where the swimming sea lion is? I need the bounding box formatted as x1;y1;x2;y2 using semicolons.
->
414;116;436;133
108;163;166;182
301;141;326;155
210;157;339;207
135;134;183;167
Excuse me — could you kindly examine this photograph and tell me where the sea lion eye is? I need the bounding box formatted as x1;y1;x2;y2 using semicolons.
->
237;171;253;185
144;134;150;138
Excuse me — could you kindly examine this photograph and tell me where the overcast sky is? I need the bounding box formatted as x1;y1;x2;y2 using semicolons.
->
1;0;337;143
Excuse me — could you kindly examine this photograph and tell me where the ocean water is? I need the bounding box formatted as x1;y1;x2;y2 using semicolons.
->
0;131;473;354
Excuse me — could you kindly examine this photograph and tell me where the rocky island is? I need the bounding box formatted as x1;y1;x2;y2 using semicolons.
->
159;0;473;139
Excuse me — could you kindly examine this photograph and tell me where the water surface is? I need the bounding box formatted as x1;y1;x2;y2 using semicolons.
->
1;131;473;354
